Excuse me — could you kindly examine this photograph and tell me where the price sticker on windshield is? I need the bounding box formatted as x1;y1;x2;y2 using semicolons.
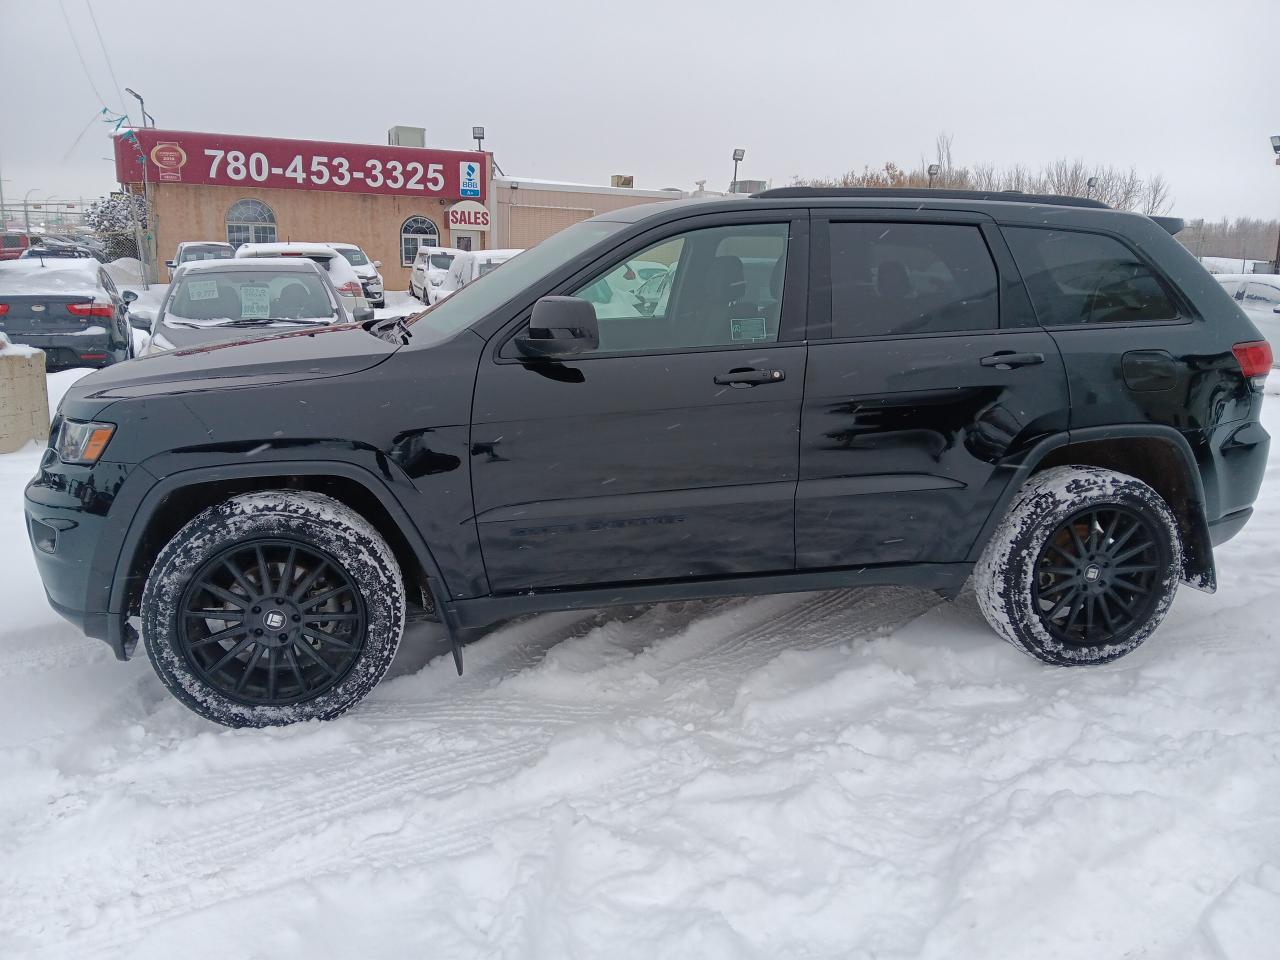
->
239;285;271;319
187;279;218;301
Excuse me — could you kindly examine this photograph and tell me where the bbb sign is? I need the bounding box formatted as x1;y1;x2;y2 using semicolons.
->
459;161;481;197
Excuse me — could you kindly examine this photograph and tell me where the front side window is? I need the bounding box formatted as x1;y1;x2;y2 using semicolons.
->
1004;227;1179;326
828;222;998;338
401;216;439;267
568;222;789;354
338;247;370;267
225;199;277;249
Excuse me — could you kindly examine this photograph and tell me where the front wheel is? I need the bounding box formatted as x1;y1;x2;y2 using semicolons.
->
141;491;405;727
975;466;1181;666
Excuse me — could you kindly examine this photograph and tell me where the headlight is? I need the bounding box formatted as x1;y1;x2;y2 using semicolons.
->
56;419;116;464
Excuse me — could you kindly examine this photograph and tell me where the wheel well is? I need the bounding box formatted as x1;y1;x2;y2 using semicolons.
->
1033;436;1213;586
122;475;431;616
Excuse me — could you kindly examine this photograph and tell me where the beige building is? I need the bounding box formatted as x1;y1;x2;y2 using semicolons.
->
114;128;683;289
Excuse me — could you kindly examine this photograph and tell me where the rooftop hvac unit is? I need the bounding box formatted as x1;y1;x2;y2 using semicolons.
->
388;126;426;148
610;175;635;188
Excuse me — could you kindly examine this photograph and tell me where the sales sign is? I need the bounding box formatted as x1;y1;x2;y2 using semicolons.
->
114;129;487;201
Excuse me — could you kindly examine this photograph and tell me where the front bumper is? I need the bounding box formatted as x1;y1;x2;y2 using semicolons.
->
361;280;385;305
23;449;156;659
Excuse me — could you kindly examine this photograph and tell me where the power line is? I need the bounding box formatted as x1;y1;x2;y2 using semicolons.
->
57;0;109;109
85;0;127;115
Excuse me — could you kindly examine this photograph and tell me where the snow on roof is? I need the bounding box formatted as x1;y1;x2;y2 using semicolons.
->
182;258;320;273
478;248;524;259
494;176;683;199
0;259;100;296
235;242;339;258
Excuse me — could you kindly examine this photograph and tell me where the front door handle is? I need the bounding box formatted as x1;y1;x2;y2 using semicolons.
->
980;352;1045;369
714;367;786;387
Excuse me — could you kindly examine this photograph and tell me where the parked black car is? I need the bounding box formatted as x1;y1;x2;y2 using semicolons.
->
0;259;133;367
24;189;1270;727
137;258;372;355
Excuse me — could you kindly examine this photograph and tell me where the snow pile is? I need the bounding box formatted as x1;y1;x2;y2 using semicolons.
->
0;333;40;358
0;376;1279;958
102;256;146;288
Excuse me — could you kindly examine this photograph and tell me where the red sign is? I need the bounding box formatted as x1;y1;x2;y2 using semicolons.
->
447;201;491;230
114;128;487;201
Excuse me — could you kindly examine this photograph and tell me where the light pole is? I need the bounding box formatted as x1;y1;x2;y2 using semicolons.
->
22;187;39;235
1086;176;1099;199
1271;136;1280;272
927;163;941;188
472;125;485;152
731;148;745;194
125;87;154;128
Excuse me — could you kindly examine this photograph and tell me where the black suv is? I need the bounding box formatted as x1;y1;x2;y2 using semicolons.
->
23;189;1270;727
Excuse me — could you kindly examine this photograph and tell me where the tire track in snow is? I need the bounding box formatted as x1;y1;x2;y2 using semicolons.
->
17;586;944;959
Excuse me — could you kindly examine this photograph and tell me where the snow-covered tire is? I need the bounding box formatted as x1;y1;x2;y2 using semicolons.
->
975;466;1181;666
141;491;406;727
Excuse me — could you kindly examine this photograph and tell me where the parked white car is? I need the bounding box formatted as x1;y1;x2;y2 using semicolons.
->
233;242;369;313
1217;273;1280;366
434;248;524;302
409;246;462;304
330;242;385;308
166;241;234;279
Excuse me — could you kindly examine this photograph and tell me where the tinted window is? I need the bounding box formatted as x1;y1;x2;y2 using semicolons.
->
569;222;789;354
1004;228;1179;326
828;223;998;337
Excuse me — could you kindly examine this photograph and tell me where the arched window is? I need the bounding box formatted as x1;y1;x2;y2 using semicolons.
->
401;216;439;266
225;198;277;248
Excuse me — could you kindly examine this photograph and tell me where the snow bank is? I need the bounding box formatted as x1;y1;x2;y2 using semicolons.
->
0;378;1279;958
102;256;146;288
0;332;39;358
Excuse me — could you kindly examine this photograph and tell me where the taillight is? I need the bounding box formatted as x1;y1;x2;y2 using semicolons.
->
66;302;114;318
0;303;8;315
336;281;362;296
1232;340;1272;389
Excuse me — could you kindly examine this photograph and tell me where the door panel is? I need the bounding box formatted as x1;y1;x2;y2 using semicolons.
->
472;345;805;591
798;331;1067;567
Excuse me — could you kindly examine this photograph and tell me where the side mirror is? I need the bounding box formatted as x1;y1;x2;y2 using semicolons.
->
120;289;138;304
128;307;155;330
352;305;375;323
372;260;382;269
164;260;175;269
1272;305;1280;314
515;297;599;358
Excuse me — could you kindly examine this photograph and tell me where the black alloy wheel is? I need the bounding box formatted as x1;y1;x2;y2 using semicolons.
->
177;538;367;706
1031;505;1167;647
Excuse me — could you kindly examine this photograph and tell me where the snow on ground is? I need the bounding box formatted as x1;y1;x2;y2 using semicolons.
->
2;374;1280;959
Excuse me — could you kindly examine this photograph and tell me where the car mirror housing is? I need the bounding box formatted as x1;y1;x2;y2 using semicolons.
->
164;260;176;269
120;289;138;304
372;260;382;269
127;307;155;330
515;297;599;358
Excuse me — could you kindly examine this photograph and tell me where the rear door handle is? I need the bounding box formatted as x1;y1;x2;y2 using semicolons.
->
980;352;1045;369
714;367;786;387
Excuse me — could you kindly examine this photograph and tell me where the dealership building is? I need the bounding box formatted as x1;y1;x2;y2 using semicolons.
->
114;128;683;287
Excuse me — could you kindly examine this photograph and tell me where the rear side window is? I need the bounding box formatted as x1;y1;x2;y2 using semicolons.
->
1003;228;1179;326
828;222;998;338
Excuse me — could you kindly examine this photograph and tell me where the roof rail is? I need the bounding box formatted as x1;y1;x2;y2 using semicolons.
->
751;186;1112;209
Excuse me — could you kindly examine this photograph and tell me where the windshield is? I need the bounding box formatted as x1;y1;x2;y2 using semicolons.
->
165;270;338;327
338;247;370;266
428;253;455;270
180;245;233;263
406;220;626;342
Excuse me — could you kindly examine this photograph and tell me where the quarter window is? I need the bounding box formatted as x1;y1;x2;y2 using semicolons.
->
224;198;277;249
827;222;999;338
1003;228;1179;326
567;223;789;355
401;216;439;267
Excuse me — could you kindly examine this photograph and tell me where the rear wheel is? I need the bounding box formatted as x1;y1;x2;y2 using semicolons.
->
141;491;405;727
975;466;1181;665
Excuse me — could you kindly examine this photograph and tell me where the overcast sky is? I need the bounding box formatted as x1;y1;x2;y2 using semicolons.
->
1;0;1275;220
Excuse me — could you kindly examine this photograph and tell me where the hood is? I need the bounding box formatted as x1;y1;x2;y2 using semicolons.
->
353;263;381;279
65;322;400;404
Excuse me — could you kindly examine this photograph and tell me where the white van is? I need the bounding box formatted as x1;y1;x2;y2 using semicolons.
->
434;248;524;302
233;243;370;314
409;246;462;304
